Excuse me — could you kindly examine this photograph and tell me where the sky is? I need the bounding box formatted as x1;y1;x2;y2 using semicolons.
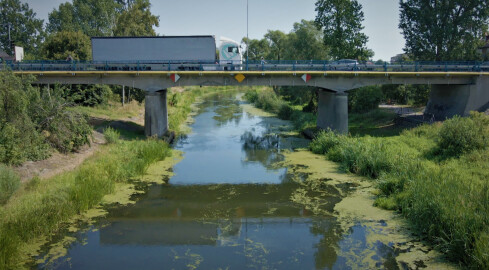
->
23;0;405;61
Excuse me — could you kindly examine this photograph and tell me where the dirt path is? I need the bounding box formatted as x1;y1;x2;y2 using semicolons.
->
14;107;145;183
14;131;106;183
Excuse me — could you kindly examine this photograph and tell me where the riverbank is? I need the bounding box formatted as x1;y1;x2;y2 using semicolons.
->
310;114;489;268
243;87;486;267
0;86;220;269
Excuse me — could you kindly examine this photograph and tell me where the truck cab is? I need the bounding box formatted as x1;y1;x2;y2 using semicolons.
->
219;37;242;70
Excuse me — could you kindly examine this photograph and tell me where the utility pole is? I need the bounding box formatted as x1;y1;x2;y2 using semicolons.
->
246;0;249;71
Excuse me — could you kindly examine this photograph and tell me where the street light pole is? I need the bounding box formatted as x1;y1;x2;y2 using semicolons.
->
246;0;249;71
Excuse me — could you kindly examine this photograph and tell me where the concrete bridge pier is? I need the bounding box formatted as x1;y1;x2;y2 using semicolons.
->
144;90;168;137
425;76;489;120
317;90;348;134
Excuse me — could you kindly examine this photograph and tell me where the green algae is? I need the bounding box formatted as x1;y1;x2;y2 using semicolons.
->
102;183;143;206
138;150;184;184
281;149;457;269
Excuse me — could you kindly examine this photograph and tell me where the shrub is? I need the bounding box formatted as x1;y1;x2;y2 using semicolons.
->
349;85;383;113
278;104;294;120
0;70;51;164
436;112;489;158
0;165;20;204
104;127;120;144
64;84;111;107
310;130;342;155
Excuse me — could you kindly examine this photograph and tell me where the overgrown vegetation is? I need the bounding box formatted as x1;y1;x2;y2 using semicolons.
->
0;165;20;205
310;112;489;268
244;87;316;131
0;85;218;268
0;138;171;268
103;127;120;144
0;69;91;165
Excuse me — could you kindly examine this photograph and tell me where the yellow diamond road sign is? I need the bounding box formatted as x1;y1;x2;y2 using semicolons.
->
235;74;246;83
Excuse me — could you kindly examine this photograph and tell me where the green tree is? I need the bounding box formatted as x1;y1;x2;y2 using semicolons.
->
41;31;92;60
0;0;44;55
315;0;372;60
286;20;330;60
264;30;288;61
399;0;489;61
113;0;159;36
47;0;122;37
242;37;270;60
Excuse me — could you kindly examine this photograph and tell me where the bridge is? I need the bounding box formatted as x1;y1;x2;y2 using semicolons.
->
4;60;489;136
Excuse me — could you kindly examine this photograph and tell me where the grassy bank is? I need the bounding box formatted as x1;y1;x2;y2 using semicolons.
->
0;86;217;268
310;113;489;268
0;138;171;268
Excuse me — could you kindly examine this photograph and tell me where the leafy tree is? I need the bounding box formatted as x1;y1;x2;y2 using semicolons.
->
399;0;489;61
41;31;92;60
264;30;288;61
242;37;270;60
285;20;330;60
47;0;122;37
0;0;44;55
381;84;430;106
315;0;372;60
113;0;159;36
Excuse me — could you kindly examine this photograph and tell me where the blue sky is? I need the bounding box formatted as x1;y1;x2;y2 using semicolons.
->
23;0;404;61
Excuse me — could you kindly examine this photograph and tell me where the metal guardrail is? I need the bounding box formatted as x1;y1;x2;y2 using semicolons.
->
2;60;489;73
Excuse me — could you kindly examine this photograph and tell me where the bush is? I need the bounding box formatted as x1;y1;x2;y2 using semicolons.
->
310;130;342;154
104;127;120;144
0;70;51;164
0;165;20;204
436;112;489;158
278;104;294;120
381;84;430;106
29;85;92;153
349;85;383;113
65;84;112;107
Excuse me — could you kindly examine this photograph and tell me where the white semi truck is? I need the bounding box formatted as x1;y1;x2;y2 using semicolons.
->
91;36;242;70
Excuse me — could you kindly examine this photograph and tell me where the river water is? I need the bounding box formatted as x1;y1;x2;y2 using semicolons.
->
35;91;451;269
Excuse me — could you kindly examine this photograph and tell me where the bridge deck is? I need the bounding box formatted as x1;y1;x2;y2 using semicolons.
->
14;70;489;77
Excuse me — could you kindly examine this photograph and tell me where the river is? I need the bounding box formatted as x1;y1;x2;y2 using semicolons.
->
34;91;453;269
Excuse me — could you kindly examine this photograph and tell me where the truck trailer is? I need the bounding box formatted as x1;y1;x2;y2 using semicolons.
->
91;36;242;71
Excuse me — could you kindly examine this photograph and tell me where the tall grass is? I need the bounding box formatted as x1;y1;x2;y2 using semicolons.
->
103;127;120;144
310;112;489;268
0;165;20;205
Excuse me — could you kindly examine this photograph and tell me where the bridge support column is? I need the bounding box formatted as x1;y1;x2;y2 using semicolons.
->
145;90;168;137
317;90;348;134
425;76;489;120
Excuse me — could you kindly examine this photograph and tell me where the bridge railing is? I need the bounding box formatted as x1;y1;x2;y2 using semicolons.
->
2;59;489;73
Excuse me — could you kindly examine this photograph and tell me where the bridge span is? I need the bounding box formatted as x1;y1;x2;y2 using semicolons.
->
11;69;489;137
